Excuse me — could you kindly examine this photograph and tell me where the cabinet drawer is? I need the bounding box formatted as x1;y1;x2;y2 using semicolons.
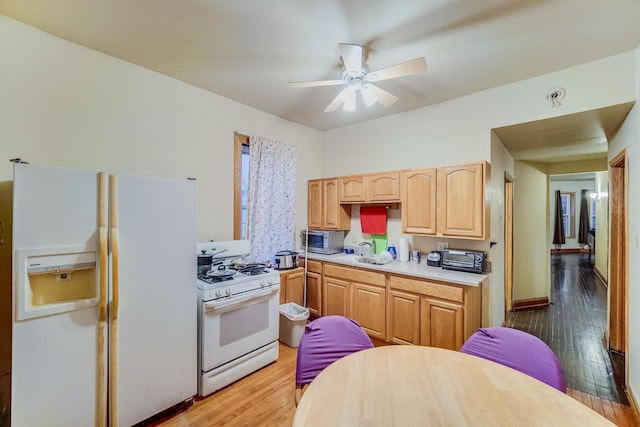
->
389;275;463;303
306;260;322;274
324;263;385;287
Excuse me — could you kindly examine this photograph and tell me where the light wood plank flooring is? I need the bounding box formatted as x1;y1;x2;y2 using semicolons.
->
152;341;635;426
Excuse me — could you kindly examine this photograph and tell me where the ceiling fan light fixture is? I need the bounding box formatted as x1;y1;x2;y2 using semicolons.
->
341;86;356;111
361;85;378;107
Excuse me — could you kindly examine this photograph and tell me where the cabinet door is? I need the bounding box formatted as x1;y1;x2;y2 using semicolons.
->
351;282;386;340
322;178;351;230
420;297;464;351
284;269;304;306
306;271;322;317
339;175;366;203
437;163;485;238
388;290;421;345
401;168;437;235
368;172;400;202
308;180;323;229
323;276;350;317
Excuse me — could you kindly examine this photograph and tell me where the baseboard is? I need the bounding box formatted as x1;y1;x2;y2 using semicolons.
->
550;248;590;254
626;387;640;426
512;297;550;310
594;266;608;286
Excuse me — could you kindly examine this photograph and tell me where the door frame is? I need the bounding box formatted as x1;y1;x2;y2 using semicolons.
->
504;174;514;313
607;149;628;383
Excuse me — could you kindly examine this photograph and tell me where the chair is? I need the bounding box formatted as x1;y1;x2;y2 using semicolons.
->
460;327;567;393
295;315;374;405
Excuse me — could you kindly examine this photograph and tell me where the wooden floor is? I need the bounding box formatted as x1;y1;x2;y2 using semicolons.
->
153;253;637;426
505;253;637;426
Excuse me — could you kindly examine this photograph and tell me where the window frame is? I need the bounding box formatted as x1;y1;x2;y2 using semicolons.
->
234;133;249;240
560;192;576;239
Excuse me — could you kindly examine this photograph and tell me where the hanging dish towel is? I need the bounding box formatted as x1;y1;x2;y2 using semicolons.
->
371;234;387;255
360;206;387;234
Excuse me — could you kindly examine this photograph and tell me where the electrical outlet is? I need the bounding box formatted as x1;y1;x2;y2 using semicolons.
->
436;242;448;250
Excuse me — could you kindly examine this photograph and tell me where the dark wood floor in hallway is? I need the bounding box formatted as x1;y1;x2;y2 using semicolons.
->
504;253;628;405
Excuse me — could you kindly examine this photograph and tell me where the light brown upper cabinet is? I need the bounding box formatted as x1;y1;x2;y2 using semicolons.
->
308;178;351;230
339;175;366;203
308;179;323;229
401;168;437;235
339;172;400;203
437;162;488;239
402;162;489;239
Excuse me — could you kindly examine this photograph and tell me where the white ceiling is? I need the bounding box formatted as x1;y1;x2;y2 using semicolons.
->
2;0;640;161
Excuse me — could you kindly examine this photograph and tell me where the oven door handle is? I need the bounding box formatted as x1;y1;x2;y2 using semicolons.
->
203;285;279;313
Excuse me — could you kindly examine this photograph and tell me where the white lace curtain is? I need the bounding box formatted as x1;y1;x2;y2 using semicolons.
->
247;135;297;263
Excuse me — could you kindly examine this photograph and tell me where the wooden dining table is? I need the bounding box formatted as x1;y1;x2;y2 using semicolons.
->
292;345;615;426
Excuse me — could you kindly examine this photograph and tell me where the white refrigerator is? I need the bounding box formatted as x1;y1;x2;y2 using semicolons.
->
11;163;197;426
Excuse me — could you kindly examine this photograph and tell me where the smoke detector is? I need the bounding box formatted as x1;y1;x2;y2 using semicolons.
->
545;87;565;107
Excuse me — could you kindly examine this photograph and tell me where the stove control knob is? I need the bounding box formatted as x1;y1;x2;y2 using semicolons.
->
260;281;266;288
226;288;231;296
215;290;221;298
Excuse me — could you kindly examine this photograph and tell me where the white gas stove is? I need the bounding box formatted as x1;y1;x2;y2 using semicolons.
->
197;240;279;300
196;240;280;397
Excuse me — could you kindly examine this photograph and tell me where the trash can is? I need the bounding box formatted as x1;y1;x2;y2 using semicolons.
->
279;302;310;348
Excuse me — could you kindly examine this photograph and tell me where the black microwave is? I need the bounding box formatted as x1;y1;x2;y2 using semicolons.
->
441;249;486;274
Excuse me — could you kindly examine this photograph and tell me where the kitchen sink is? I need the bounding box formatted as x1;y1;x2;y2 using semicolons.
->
356;255;392;265
356;256;381;264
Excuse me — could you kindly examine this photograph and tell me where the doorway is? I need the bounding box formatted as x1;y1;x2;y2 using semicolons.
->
608;149;628;384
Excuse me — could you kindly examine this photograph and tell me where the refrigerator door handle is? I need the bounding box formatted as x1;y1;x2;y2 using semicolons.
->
97;172;108;426
109;174;120;424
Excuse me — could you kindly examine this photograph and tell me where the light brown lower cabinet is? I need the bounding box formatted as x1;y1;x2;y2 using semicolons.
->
323;276;350;316
311;260;481;348
351;282;386;340
323;263;387;340
420;297;464;350
279;268;304;306
306;270;322;318
388;290;421;345
389;275;480;351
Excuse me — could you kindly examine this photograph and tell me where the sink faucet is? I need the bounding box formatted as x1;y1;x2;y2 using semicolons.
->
358;240;375;257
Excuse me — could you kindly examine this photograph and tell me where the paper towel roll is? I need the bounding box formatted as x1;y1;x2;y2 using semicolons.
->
398;237;409;262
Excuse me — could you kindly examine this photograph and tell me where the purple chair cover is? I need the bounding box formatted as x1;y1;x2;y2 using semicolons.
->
460;327;567;393
295;316;374;387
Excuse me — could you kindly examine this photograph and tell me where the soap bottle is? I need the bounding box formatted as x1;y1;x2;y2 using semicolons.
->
387;240;397;260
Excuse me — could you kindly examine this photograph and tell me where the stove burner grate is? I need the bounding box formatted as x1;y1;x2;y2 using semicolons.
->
198;274;234;284
237;264;269;276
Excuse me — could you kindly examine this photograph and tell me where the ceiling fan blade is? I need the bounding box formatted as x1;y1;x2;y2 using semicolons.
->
324;91;345;112
365;84;399;107
289;79;346;88
339;43;363;73
367;57;427;82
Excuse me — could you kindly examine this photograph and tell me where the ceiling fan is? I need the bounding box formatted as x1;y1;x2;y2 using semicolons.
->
289;43;427;112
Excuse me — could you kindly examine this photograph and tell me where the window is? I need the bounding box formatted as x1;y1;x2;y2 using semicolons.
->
590;197;597;229
560;192;575;238
234;133;250;239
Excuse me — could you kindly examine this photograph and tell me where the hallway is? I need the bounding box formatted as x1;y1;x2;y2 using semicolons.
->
504;253;627;404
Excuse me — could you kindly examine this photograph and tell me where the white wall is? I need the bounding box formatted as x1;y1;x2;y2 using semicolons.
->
548;179;595;250
512;161;550;301
606;45;640;411
0;16;323;243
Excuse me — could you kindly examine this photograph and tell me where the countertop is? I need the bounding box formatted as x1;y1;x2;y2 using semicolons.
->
300;252;487;287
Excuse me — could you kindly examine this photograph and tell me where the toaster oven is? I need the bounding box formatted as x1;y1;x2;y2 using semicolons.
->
441;249;486;274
